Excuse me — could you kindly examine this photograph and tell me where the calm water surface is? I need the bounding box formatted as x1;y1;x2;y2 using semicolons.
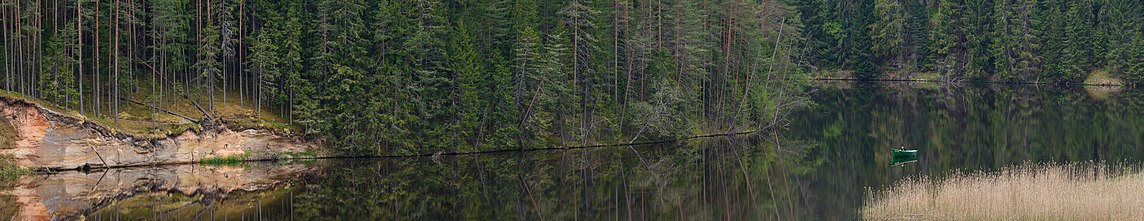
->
6;82;1144;220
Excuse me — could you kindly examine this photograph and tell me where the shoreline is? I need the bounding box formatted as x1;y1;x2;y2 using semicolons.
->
34;129;763;174
811;78;1137;87
3;89;770;174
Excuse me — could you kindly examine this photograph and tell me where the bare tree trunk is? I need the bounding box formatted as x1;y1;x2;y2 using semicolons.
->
77;0;83;114
37;0;44;99
208;0;214;114
238;0;243;107
657;0;662;49
4;0;9;92
114;0;119;126
16;0;23;98
571;0;578;92
94;0;100;117
613;0;618;101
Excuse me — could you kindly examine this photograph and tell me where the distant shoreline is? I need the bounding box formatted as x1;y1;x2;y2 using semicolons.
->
809;78;1136;87
808;69;1135;87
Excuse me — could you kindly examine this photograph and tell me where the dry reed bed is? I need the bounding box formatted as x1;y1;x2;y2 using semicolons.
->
863;162;1144;220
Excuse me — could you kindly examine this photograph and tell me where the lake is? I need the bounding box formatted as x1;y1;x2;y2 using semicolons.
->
4;82;1143;220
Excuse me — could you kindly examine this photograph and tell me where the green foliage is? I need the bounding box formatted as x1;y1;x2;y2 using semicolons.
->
870;0;904;67
40;36;79;108
932;0;962;78
794;0;1140;84
1127;35;1144;84
630;75;690;139
1059;1;1095;82
198;153;248;165
0;154;27;185
8;0;809;155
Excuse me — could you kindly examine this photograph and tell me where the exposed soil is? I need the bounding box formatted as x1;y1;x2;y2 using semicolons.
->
0;95;324;171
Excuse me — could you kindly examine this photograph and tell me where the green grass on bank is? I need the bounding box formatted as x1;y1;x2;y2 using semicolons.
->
0;90;84;119
199;153;250;165
1084;69;1124;86
0;154;26;186
0;117;15;150
198;150;319;166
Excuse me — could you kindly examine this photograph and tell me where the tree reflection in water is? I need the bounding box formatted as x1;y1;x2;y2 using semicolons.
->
39;135;815;220
11;83;1142;220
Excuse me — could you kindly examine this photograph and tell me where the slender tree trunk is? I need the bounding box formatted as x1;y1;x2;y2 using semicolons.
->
613;0;618;101
722;0;733;126
195;0;200;112
657;0;662;49
16;0;23;98
151;1;158;128
572;1;578;92
77;0;83;114
207;0;213;114
674;0;681;81
37;0;44;99
3;0;9;92
94;0;100;117
238;0;243;107
113;0;119;126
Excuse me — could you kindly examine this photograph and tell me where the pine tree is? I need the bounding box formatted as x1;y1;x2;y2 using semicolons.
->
963;0;991;79
1060;0;1093;82
539;30;572;146
451;20;484;150
991;0;1017;80
405;0;451;148
560;0;598;139
40;36;67;103
1036;0;1066;81
1102;0;1133;77
870;0;904;69
932;0;963;78
1126;33;1144;84
248;14;279;115
849;0;877;79
904;0;932;71
196;2;221;114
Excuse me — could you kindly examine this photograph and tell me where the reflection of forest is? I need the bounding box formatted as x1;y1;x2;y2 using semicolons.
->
4;136;819;220
9;83;1134;220
268;137;816;220
789;83;1144;219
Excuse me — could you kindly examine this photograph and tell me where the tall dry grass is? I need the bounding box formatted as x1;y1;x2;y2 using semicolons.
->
863;162;1144;220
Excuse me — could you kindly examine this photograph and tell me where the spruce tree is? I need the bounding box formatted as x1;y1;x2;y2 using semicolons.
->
870;0;904;69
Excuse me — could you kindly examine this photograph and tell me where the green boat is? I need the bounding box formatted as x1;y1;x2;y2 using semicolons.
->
892;149;918;158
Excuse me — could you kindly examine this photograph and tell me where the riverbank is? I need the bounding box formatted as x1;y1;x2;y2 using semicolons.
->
0;93;325;172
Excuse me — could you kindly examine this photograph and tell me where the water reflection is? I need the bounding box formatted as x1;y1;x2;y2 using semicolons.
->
791;82;1144;219
246;137;813;220
6;164;314;220
3;82;1143;220
3;136;815;220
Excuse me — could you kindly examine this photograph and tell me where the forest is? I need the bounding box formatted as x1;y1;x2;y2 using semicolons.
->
800;0;1143;82
1;0;804;154
1;0;1140;154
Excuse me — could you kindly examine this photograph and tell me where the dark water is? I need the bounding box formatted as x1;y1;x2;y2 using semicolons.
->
18;82;1144;220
